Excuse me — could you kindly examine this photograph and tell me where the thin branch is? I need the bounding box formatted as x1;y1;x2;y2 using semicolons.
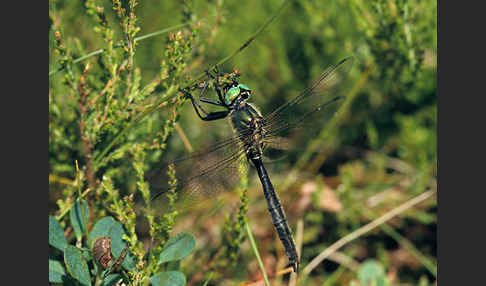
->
174;122;194;153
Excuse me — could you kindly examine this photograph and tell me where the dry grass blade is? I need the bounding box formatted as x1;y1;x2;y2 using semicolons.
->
302;189;437;275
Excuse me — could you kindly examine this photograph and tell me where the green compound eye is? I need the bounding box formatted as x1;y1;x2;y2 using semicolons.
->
224;86;240;105
237;83;251;91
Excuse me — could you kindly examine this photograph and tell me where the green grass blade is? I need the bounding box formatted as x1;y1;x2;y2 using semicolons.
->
245;220;270;286
134;23;190;41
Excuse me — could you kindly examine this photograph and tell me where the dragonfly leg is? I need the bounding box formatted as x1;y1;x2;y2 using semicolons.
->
206;66;228;106
198;74;225;107
180;88;230;121
197;110;231;121
180;88;209;115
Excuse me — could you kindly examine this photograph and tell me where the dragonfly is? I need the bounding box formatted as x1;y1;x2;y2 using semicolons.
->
150;56;354;272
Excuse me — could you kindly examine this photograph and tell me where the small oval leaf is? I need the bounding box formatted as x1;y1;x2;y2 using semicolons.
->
64;245;91;286
108;221;137;270
49;259;67;283
88;216;116;248
158;232;195;264
70;199;89;240
49;216;68;251
150;271;186;286
101;274;123;286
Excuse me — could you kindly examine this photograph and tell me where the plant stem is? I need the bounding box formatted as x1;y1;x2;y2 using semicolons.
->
245;220;271;286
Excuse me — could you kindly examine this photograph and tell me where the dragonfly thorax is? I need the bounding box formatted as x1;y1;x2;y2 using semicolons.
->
229;102;267;160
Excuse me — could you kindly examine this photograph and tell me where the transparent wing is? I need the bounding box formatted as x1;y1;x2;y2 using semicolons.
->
147;133;249;214
261;56;354;150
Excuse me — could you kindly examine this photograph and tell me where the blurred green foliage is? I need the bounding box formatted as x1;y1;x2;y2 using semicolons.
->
49;0;436;285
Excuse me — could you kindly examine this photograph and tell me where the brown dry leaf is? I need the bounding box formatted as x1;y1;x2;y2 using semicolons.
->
318;183;342;213
296;181;342;213
388;247;422;269
296;181;317;212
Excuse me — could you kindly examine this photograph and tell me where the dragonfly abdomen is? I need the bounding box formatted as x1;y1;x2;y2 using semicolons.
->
251;157;299;272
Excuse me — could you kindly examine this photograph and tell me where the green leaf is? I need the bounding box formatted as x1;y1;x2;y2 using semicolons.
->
64;245;91;286
70;199;89;240
108;221;137;270
357;259;389;286
49;259;68;283
101;274;123;286
158;232;195;264
150;271;186;286
49;216;68;251
88;216;116;248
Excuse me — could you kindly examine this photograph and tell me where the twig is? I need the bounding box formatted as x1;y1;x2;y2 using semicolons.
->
174;122;194;153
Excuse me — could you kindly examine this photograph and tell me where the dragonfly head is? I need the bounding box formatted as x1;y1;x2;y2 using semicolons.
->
224;83;251;106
